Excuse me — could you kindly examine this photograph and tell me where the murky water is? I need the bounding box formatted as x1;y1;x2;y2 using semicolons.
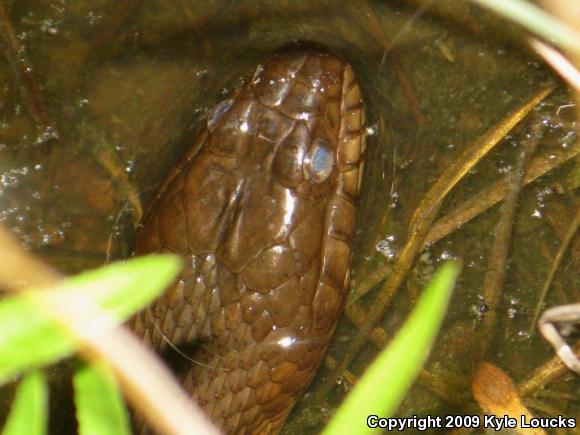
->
0;0;578;433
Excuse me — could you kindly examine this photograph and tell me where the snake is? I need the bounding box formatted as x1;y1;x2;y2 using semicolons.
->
131;47;366;434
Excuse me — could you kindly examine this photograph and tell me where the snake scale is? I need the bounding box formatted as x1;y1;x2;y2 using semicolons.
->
131;47;366;434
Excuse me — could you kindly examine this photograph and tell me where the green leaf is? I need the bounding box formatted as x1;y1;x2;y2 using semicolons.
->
0;254;181;384
74;362;131;435
55;254;182;321
322;261;461;435
0;297;76;385
3;371;48;435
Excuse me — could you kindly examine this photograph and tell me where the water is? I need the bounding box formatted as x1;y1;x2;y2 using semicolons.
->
0;0;578;433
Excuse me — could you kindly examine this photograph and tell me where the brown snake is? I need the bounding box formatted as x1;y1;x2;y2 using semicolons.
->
131;48;366;434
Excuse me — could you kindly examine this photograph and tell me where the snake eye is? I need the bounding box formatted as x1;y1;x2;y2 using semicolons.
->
207;99;233;131
304;138;334;183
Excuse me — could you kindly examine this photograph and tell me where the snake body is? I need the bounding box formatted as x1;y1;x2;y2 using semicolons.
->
132;48;365;433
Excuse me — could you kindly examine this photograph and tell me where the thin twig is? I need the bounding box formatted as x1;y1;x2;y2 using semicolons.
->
0;0;51;132
360;0;425;126
523;398;566;418
477;122;541;358
529;206;580;332
96;147;143;222
518;340;580;396
424;142;580;249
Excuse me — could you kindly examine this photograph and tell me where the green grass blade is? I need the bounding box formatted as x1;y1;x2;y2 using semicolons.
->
0;254;181;384
74;362;131;435
322;262;460;435
471;0;580;56
2;371;48;435
0;297;76;384
57;254;182;320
